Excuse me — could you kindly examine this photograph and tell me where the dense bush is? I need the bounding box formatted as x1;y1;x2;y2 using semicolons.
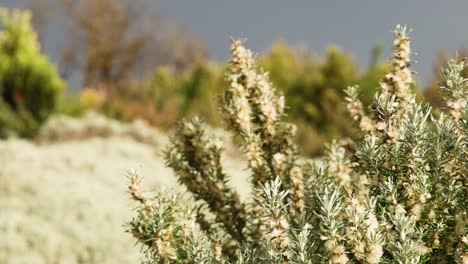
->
127;26;467;263
0;8;65;137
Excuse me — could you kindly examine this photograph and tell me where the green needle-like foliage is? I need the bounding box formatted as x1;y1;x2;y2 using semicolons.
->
127;25;467;263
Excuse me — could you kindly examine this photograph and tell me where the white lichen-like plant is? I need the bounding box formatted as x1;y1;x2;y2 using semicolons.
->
127;25;467;263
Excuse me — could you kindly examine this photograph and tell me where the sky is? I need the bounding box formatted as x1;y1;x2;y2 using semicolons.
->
2;0;468;87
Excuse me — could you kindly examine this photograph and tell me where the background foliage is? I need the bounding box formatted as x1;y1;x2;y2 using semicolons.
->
104;41;389;156
0;8;64;137
0;6;441;157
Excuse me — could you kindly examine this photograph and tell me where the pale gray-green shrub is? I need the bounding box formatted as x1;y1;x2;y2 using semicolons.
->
1;125;253;263
38;111;165;146
128;25;467;263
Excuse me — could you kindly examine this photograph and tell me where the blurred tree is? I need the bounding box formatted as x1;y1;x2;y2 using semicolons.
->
0;8;65;137
28;0;207;92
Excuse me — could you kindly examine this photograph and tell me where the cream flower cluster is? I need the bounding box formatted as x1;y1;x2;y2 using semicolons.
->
223;38;305;217
128;25;467;263
128;170;223;262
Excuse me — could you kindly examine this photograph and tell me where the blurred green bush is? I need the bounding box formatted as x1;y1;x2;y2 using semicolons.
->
109;40;389;156
259;41;389;155
0;8;65;138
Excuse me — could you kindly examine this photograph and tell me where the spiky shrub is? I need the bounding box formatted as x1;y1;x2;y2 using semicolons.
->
0;8;65;137
127;26;467;263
